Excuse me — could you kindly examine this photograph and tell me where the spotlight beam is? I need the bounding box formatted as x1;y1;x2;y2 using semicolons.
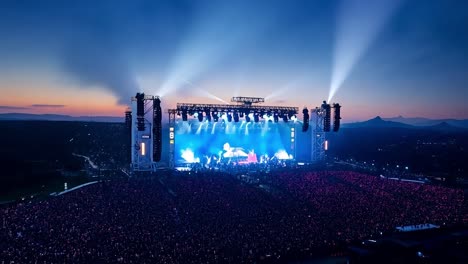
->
329;0;402;102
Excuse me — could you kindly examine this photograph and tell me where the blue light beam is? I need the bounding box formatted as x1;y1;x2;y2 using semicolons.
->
329;0;402;102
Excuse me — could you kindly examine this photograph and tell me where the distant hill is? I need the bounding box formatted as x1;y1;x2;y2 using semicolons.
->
0;113;123;123
428;121;466;132
343;116;413;128
383;116;468;128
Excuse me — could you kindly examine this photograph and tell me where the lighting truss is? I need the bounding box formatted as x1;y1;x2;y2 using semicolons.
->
175;103;298;114
131;94;158;101
231;96;265;105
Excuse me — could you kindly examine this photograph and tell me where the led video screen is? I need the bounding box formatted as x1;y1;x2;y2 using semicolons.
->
175;122;293;165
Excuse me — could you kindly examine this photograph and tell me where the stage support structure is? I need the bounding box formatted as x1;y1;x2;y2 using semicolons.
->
167;109;177;169
311;101;342;162
130;93;163;171
311;106;326;162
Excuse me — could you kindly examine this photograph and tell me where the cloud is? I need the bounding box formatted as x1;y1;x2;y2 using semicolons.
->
60;21;139;106
0;105;29;110
31;104;66;108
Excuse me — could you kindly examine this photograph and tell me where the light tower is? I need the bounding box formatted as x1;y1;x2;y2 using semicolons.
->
312;106;326;162
130;93;162;171
311;101;341;162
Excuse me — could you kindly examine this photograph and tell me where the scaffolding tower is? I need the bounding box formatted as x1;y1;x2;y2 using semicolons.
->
311;106;326;162
130;93;162;171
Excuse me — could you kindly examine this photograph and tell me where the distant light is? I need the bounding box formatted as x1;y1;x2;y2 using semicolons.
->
141;142;146;156
324;140;329;151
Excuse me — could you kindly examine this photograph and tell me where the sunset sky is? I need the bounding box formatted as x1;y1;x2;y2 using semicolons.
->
0;0;467;121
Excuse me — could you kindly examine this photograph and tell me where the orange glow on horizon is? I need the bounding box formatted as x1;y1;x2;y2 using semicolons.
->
1;82;466;120
0;83;127;116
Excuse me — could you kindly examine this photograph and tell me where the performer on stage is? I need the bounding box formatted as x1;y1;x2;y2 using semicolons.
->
247;149;258;163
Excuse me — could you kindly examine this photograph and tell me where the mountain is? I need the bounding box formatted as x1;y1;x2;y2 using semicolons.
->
383;116;468;128
428;121;466;132
0;113;123;123
343;116;413;128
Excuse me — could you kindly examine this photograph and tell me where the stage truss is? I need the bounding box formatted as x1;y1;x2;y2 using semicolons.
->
131;94;162;171
311;107;326;162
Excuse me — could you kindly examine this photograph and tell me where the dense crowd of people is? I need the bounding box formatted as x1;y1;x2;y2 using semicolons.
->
1;170;466;263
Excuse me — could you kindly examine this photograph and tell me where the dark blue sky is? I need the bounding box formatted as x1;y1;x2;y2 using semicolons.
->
0;0;467;120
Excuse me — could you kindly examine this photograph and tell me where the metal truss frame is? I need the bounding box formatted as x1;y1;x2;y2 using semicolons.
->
312;107;326;162
176;103;298;114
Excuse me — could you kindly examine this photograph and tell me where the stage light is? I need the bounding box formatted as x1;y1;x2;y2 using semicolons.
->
302;107;309;132
246;113;252;122
198;111;203;122
291;115;297;122
205;110;211;122
141;142;146;156
181;148;199;163
212;112;219;122
220;113;228;122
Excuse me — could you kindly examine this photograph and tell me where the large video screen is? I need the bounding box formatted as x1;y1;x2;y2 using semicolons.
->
175;122;293;165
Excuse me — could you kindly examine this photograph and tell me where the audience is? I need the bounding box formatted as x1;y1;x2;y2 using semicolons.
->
0;170;466;263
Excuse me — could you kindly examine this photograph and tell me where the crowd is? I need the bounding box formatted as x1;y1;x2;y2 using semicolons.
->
1;170;466;263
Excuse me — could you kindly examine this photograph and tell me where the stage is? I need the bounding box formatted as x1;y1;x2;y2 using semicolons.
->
172;119;297;168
